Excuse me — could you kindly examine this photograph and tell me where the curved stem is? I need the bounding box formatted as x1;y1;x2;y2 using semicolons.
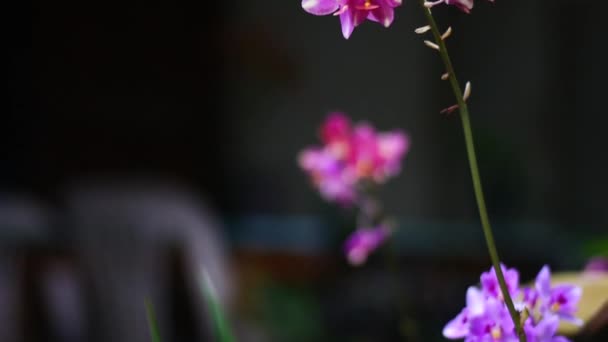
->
418;3;526;342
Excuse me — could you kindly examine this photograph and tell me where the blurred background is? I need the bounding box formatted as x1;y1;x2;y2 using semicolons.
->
4;0;608;341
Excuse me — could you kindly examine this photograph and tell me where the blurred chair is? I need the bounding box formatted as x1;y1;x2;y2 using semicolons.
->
0;195;52;342
64;179;233;342
32;257;86;342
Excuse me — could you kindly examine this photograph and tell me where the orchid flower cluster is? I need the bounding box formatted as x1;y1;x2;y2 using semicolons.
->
302;0;492;39
298;113;409;265
300;1;587;342
444;265;582;342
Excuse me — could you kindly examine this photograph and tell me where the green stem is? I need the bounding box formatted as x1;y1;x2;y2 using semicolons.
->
418;3;526;342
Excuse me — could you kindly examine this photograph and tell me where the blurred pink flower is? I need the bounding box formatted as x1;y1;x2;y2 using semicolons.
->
320;112;353;160
320;112;351;145
376;131;409;181
584;257;608;273
299;113;410;205
347;124;409;183
298;147;357;205
343;226;389;265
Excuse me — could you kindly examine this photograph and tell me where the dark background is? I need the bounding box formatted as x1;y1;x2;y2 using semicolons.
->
7;0;608;222
4;0;608;341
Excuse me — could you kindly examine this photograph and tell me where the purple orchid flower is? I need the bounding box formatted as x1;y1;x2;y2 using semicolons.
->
443;287;486;339
301;0;402;39
445;287;518;342
468;297;517;342
524;315;571;342
343;226;388;265
535;266;583;326
480;263;520;300
444;264;581;342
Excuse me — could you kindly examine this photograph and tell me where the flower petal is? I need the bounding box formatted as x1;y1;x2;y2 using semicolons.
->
442;309;469;339
466;287;485;316
320;112;351;144
302;0;340;15
386;0;403;7
343;226;388;265
368;4;395;27
339;9;355;39
352;8;368;27
534;315;560;340
536;265;552;297
445;0;474;13
481;264;520;299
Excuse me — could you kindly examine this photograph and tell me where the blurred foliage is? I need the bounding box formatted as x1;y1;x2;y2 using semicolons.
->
256;283;325;342
145;299;163;342
583;237;608;258
201;273;236;342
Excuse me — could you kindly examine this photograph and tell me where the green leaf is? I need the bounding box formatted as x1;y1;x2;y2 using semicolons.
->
145;298;163;342
582;237;608;258
201;270;236;342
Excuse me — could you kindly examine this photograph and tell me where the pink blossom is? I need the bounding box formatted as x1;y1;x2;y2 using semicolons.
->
298;147;357;205
298;113;410;205
301;0;403;39
320;112;351;145
347;123;410;183
375;131;409;181
343;226;389;265
584;256;608;273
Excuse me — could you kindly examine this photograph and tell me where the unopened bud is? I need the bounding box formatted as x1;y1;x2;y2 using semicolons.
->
463;81;472;101
424;40;440;51
441;26;453;40
441;73;449;81
415;25;431;34
440;104;459;115
424;0;444;8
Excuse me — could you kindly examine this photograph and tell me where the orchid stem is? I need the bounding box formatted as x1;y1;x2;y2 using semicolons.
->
418;3;527;342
